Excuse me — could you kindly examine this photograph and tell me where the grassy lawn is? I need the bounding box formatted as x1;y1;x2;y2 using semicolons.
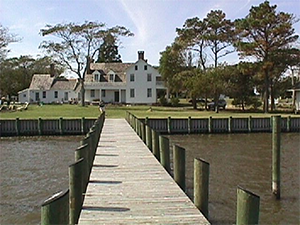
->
0;103;298;119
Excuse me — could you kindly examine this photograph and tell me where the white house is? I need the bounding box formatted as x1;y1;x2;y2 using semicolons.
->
18;73;79;104
18;51;166;104
288;82;300;113
84;51;166;104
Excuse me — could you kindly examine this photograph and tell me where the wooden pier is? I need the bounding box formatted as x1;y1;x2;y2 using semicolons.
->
78;119;209;224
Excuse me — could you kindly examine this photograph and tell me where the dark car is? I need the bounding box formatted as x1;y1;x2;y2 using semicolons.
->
207;99;227;110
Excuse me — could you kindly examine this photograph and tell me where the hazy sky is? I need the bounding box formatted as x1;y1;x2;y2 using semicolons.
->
1;0;299;67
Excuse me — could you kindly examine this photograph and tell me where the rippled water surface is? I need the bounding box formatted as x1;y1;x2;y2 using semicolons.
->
0;136;82;225
167;133;300;225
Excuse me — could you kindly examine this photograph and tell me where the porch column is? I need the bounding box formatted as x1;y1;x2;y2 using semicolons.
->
119;89;121;103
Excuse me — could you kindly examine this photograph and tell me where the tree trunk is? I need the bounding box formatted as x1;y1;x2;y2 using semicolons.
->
192;97;197;110
270;82;275;112
80;79;85;106
263;71;270;113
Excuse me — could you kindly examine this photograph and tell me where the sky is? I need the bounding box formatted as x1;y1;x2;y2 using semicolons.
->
1;0;300;69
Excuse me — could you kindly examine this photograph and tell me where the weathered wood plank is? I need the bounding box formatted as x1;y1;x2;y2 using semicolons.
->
78;119;209;224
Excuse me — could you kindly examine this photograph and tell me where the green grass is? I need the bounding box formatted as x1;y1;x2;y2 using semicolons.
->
0;103;298;119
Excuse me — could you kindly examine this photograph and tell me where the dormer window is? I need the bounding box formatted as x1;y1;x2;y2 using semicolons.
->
94;74;99;82
109;74;114;82
135;65;138;71
144;65;148;70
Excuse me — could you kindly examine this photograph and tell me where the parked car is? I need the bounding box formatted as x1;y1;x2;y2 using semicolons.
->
188;98;208;104
207;99;227;110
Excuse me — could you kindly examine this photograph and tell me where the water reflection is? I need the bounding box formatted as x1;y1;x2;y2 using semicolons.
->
167;133;300;225
0;136;82;225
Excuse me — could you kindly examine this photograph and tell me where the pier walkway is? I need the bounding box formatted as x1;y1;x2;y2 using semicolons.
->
78;119;209;224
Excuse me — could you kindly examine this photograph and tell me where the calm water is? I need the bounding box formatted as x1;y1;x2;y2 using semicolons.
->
0;134;299;225
167;133;300;225
0;136;82;225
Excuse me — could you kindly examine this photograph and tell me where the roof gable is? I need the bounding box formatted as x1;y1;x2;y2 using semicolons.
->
29;74;55;90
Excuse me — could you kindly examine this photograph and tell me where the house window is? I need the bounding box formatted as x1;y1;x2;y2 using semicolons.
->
42;91;46;98
135;65;138;70
91;90;95;98
35;92;40;101
64;92;68;101
23;94;26;98
130;74;135;82
101;90;106;98
54;91;58;98
144;65;148;70
94;74;99;82
109;74;114;82
147;88;152;98
147;73;152;82
130;89;135;98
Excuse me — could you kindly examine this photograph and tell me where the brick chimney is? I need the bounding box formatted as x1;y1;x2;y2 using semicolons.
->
50;63;55;77
138;51;144;60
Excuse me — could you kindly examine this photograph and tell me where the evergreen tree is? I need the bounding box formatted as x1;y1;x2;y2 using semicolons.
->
97;33;122;63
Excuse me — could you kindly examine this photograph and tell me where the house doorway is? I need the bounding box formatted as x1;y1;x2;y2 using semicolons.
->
114;91;119;103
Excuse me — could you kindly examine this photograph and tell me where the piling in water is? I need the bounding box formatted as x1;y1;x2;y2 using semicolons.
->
194;158;209;219
272;116;281;199
146;125;152;151
41;189;69;225
173;144;186;191
236;187;260;225
152;129;160;161
159;135;171;173
69;158;84;224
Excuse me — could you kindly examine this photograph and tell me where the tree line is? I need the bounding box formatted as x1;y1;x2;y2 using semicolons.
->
0;22;132;104
159;1;300;113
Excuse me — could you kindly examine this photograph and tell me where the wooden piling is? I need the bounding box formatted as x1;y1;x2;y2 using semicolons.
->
228;116;233;133
69;158;84;225
188;116;192;134
81;117;85;134
15;118;20;136
194;158;209;219
152;129;160;161
159;135;171;173
38;118;43;135
167;116;171;134
236;187;260;225
208;117;212;133
146;125;152;151
272;116;281;199
41;189;69;225
75;144;89;192
141;122;146;143
59;117;64;135
248;116;252;132
173;145;186;191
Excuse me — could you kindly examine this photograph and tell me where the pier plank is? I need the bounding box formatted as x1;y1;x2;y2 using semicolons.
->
78;119;209;224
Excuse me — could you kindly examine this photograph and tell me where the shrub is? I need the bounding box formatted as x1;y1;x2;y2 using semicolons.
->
159;96;168;106
170;97;179;107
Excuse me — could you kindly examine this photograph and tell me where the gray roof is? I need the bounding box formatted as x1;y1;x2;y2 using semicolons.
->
29;74;55;90
29;74;78;91
51;78;78;90
87;62;134;82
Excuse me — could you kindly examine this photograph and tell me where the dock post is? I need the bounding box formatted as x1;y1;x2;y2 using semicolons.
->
41;189;69;225
173;145;186;191
167;116;171;134
286;116;291;132
194;158;209;219
81;117;85;134
69;158;84;225
228;116;232;133
15;117;20;136
59;117;64;135
272;116;281;199
75;144;89;192
188;116;191;134
248;116;252;132
146;125;152;151
208;117;212;133
141;121;146;143
236;187;260;225
38;117;43;135
152;129;160;161
159;135;171;173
